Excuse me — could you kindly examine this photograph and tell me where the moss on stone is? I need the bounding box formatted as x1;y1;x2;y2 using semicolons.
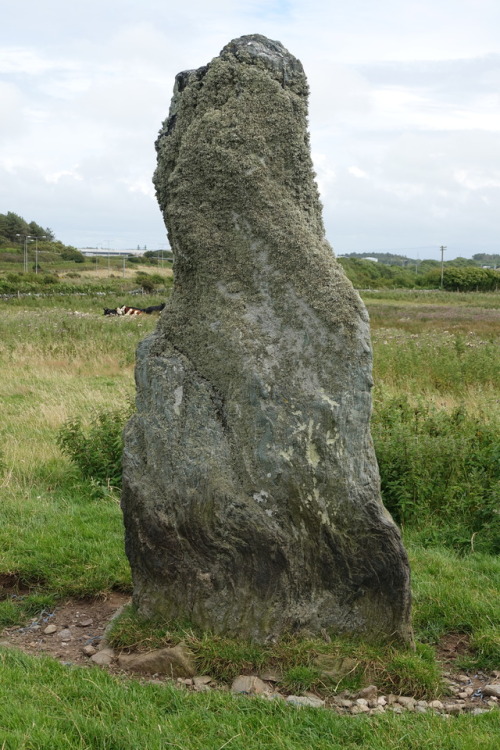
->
122;35;412;644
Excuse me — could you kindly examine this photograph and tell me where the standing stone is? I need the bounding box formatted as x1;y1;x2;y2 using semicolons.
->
121;34;412;643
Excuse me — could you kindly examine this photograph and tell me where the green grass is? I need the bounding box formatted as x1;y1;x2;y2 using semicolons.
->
409;543;500;668
371;330;499;396
107;606;443;698
0;287;499;746
362;289;500;308
1;647;499;750
371;397;499;553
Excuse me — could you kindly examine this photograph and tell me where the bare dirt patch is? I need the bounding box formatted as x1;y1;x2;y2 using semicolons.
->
437;632;473;665
1;597;498;715
0;593;130;668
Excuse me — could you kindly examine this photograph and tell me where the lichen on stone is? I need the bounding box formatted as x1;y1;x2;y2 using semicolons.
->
121;34;412;644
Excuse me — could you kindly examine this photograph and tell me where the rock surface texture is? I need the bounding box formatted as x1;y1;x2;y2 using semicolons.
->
121;34;412;643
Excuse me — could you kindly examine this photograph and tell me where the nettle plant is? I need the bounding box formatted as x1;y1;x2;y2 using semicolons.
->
57;405;134;490
372;396;500;554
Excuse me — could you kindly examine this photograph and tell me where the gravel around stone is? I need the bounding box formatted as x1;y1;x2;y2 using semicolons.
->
0;595;498;717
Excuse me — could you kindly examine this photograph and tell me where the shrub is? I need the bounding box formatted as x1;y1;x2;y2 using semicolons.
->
40;273;58;284
419;266;500;291
372;396;500;553
135;271;166;293
57;405;134;489
338;257;417;289
60;246;85;263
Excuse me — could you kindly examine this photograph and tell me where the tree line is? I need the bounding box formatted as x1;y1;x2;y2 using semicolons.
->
337;257;500;292
340;251;500;269
0;212;55;244
0;211;85;263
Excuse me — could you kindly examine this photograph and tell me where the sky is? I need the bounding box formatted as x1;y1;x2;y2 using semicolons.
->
1;1;499;259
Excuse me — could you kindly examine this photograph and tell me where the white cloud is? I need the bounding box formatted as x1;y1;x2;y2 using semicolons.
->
0;81;25;136
0;0;499;255
348;166;369;180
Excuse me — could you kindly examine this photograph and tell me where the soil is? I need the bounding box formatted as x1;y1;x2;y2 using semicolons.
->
0;593;130;668
1;594;498;714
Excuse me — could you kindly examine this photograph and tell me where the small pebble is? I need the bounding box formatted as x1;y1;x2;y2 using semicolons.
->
193;676;213;687
397;696;416;709
337;699;353;708
444;703;463;714
350;704;369;714
483;685;500;699
429;700;444;710
76;618;93;628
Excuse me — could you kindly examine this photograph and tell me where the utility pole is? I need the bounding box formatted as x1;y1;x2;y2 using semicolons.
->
16;234;33;273
35;236;47;274
440;245;447;289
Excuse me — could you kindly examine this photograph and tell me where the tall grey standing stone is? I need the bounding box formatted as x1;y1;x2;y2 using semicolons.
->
121;34;412;643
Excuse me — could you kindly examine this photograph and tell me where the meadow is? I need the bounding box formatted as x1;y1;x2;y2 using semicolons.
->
0;284;499;748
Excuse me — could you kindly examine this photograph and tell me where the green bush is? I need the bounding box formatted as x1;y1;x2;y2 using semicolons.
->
419;266;500;291
57;405;133;489
338;257;417;289
135;271;168;293
60;246;85;263
372;396;500;553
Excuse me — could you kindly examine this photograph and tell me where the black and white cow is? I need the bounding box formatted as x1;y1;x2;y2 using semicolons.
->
103;302;165;316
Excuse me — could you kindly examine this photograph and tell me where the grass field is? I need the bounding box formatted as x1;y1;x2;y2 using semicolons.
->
0;285;499;748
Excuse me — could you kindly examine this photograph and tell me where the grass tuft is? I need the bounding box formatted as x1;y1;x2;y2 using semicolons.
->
107;606;444;699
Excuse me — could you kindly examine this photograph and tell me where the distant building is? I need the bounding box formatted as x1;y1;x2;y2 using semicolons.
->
79;248;129;257
78;248;171;257
336;255;379;262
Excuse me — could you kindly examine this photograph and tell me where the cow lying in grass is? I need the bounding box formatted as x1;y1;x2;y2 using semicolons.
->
142;303;166;314
103;303;165;316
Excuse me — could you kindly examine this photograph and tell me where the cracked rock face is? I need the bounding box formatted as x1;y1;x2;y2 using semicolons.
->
121;34;412;643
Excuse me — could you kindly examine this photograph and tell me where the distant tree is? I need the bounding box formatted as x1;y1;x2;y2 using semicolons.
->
4;212;28;241
340;252;414;266
0;212;56;243
337;257;417;289
28;221;48;239
420;266;500;291
446;256;476;267
60;246;85;263
472;253;500;268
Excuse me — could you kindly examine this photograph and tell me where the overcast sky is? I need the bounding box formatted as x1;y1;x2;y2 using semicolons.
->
1;1;499;259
